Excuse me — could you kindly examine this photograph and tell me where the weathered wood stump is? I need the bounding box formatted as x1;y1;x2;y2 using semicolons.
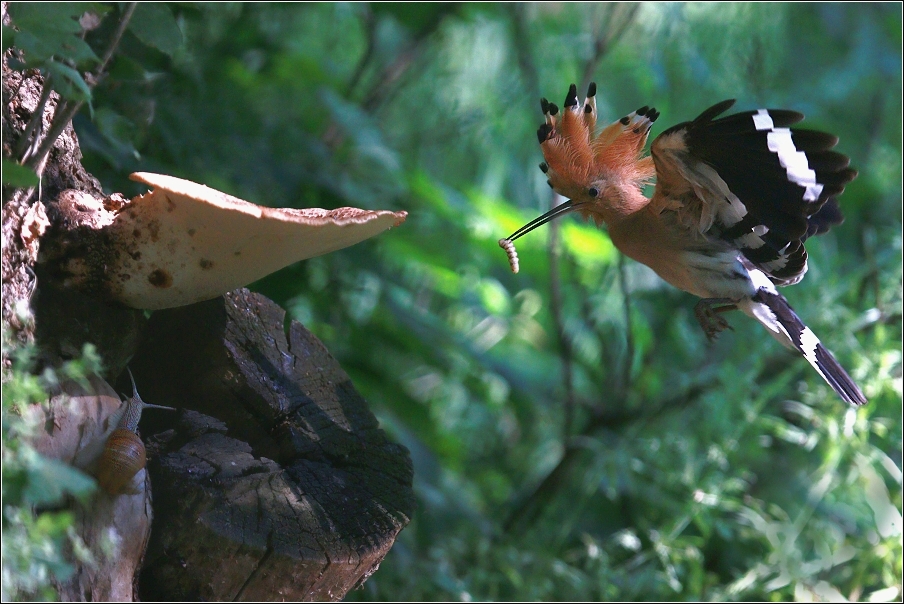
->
128;289;414;601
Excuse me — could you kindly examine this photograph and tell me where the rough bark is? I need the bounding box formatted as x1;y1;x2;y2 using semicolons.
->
129;289;414;601
2;61;49;351
2;50;107;356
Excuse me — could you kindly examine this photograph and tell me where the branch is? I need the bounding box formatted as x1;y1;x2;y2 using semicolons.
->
548;208;577;438
501;4;650;530
343;8;378;99
579;3;640;87
509;4;541;101
617;253;635;394
323;7;449;149
23;3;137;176
502;382;709;534
14;75;53;161
359;6;458;114
93;3;136;76
509;5;577;438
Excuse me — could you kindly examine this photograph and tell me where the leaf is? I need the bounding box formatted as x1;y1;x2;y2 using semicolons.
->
58;35;100;66
128;3;184;56
10;30;62;65
8;3;87;33
561;222;617;268
94;107;140;160
8;3;101;67
13;31;98;68
107;54;154;82
1;24;17;52
867;586;901;602
1;160;40;187
479;278;511;315
44;60;92;103
22;449;96;506
371;3;459;39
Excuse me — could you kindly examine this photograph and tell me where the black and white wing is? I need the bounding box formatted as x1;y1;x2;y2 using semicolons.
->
649;100;865;405
649;99;858;286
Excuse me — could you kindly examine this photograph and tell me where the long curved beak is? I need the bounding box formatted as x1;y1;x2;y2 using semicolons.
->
503;199;587;242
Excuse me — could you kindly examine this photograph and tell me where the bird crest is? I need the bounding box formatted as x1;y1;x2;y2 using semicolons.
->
538;83;658;207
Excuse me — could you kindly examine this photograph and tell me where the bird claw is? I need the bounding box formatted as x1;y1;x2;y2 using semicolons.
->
694;299;736;341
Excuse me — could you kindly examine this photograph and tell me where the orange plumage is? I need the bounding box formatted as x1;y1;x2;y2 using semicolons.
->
538;83;656;218
501;83;865;406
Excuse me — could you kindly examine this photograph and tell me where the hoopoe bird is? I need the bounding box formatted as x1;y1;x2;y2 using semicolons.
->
499;83;866;406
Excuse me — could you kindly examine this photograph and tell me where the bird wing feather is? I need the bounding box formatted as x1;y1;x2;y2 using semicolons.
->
650;100;857;286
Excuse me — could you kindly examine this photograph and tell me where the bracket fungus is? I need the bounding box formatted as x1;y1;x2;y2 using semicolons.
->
49;172;407;310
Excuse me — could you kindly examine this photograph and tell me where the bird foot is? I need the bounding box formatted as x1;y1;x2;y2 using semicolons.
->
694;299;737;341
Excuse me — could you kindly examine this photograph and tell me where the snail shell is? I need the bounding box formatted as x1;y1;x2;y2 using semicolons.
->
97;428;147;495
95;368;173;496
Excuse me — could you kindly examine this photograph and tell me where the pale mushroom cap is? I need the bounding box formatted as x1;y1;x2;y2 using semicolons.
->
107;173;407;309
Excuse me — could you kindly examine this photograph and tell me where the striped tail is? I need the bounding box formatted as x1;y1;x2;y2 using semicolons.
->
748;287;866;406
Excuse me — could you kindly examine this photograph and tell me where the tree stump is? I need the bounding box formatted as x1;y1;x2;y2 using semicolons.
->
128;289;414;601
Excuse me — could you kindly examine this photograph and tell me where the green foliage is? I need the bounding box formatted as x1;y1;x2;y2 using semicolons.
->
1;344;102;601
126;3;183;57
6;2;902;601
1;160;40;187
5;3;105;102
5;2;184;165
5;3;103;64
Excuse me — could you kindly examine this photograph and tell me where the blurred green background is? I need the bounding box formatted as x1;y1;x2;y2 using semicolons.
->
6;3;903;601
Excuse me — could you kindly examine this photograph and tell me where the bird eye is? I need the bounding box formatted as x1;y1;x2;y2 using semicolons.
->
588;187;600;198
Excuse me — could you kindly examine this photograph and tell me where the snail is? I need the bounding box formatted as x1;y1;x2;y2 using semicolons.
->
96;368;174;495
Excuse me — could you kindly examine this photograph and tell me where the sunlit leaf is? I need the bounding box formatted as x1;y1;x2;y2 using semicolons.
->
478;279;510;315
1;160;40;187
561;222;616;267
